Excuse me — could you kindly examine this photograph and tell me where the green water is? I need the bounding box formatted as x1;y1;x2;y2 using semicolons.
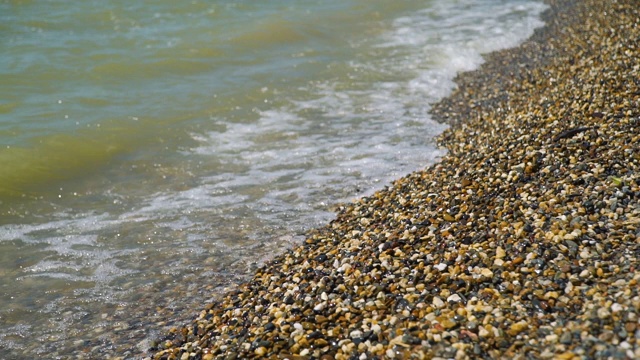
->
0;0;421;201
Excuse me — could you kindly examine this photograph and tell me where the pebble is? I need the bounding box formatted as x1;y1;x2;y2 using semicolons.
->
433;296;445;309
150;0;640;359
447;294;462;303
560;332;573;344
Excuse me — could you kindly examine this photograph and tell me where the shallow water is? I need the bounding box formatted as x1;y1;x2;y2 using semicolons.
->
0;0;547;358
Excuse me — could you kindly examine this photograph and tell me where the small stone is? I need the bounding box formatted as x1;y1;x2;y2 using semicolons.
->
284;296;294;305
434;263;448;271
564;240;578;253
597;307;611;319
545;334;558;343
386;348;396;358
611;303;623;313
433;296;445;308
617;329;628;339
437;315;456;329
314;338;329;347
507;321;528;336
480;268;493;277
544;291;559;299
560;332;572;344
625;322;637;333
599;331;614;341
555;352;577;360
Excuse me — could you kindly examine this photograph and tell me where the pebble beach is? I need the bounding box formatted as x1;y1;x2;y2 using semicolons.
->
149;0;640;358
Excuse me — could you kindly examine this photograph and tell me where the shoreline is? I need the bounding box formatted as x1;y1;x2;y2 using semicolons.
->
150;0;640;358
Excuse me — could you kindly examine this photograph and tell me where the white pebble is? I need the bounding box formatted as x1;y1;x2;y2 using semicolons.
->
339;263;352;273
480;268;494;277
597;307;611;319
545;334;558;343
579;269;590;278
611;303;624;313
433;296;445;308
564;282;574;294
434;263;448;271
478;327;489;337
386;349;396;358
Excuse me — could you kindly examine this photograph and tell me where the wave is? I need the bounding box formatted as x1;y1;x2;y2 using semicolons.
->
0;129;129;199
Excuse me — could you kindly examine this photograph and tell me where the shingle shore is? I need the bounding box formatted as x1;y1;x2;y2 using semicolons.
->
149;0;640;359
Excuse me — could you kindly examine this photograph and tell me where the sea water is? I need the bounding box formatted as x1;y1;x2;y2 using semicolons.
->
0;0;547;357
